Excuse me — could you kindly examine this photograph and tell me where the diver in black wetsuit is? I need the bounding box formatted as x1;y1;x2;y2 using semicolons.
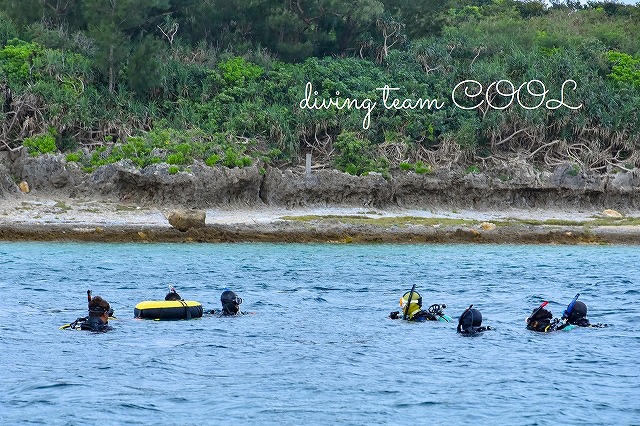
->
389;290;449;322
457;306;492;334
165;286;182;301
66;295;113;332
209;290;246;316
525;306;571;333
526;306;555;332
567;301;607;328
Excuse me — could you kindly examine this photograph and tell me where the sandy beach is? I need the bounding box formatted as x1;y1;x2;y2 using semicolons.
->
1;195;640;244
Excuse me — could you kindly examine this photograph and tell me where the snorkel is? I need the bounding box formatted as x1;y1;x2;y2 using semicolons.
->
562;293;580;322
458;304;473;333
526;300;549;325
402;284;417;320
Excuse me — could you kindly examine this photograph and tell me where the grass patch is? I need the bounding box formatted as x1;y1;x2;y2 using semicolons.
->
280;215;477;227
280;215;640;227
496;218;587;226
507;217;640;226
53;201;72;211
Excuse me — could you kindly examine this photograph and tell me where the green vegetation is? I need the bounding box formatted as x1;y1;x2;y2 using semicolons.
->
65;151;81;162
53;201;71;211
22;130;57;156
281;214;640;227
607;51;640;88
1;1;639;177
332;132;388;176
67;127;256;172
466;165;481;174
567;164;581;176
281;215;479;227
399;162;432;174
514;217;640;227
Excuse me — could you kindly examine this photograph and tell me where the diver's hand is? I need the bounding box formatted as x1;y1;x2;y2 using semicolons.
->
554;318;570;331
389;311;400;319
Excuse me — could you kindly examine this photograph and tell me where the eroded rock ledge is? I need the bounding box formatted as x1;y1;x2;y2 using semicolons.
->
2;151;639;211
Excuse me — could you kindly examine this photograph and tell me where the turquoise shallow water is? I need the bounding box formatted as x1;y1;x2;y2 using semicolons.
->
1;242;639;425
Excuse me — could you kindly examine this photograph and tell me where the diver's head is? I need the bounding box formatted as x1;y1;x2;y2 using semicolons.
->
165;291;181;301
529;307;553;323
88;295;111;319
568;300;587;324
400;290;422;318
221;290;242;315
458;308;482;333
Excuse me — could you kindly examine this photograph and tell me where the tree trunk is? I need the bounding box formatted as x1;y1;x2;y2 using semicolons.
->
108;44;114;93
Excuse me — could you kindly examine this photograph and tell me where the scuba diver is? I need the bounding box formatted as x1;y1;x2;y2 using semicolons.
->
525;301;565;332
62;291;114;332
566;299;608;328
209;290;246;316
528;294;607;332
165;285;182;301
389;287;451;322
82;295;113;332
526;297;584;333
457;305;492;335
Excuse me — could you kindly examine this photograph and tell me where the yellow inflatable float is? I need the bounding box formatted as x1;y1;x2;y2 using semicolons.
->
134;300;203;320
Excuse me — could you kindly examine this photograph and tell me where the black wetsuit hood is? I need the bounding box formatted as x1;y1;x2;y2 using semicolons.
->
568;301;589;325
220;290;242;315
457;308;491;334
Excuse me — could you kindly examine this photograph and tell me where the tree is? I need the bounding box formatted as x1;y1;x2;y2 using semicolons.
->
82;0;171;92
42;0;82;28
0;0;44;29
384;0;455;38
252;0;385;60
127;36;167;98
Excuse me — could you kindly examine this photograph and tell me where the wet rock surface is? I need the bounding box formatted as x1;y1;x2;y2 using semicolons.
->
1;219;639;245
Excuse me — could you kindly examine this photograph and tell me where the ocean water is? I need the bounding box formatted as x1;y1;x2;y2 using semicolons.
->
0;242;638;425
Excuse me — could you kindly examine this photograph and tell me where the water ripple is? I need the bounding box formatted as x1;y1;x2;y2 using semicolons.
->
0;242;638;424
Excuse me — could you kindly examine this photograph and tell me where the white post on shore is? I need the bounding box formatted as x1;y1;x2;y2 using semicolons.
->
305;153;312;175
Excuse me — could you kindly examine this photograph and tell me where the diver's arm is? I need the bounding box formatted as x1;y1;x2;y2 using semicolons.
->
527;320;555;332
546;318;561;332
589;322;608;328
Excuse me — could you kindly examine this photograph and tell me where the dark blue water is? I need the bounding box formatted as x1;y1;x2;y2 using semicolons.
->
1;243;638;425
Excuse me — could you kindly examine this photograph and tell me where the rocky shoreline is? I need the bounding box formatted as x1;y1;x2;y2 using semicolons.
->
1;196;638;244
2;151;640;244
3;150;640;209
2;218;640;245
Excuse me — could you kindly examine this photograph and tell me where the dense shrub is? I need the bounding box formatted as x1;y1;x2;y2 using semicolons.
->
1;1;639;172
